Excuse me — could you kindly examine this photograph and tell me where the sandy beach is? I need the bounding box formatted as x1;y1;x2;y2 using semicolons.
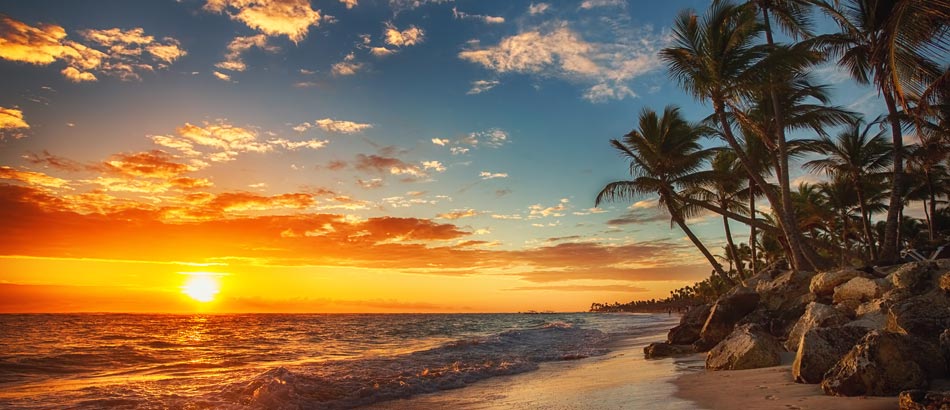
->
673;353;898;410
367;321;705;410
368;327;903;410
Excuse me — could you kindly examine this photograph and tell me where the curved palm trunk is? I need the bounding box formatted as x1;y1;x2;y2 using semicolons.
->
723;214;746;280
673;213;734;286
880;90;905;263
853;180;878;261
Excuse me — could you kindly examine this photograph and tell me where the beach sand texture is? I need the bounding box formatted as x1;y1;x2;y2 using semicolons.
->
674;355;898;410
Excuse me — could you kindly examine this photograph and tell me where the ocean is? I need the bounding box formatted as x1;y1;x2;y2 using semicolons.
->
0;313;678;409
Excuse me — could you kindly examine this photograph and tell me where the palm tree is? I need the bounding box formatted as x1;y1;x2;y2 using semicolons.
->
596;106;733;285
661;1;818;270
804;118;892;260
818;176;861;264
690;150;750;279
814;0;949;263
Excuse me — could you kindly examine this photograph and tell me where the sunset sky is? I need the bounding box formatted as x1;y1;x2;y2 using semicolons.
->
0;0;885;313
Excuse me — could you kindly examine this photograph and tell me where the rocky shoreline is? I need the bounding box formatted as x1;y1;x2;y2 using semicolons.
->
644;260;950;409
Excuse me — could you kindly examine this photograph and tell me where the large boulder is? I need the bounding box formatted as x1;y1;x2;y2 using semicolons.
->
755;270;815;312
898;390;950;410
644;342;694;359
833;277;883;304
941;329;950;373
694;287;760;352
811;268;864;296
820;331;946;396
784;302;850;352
891;261;940;292
792;326;869;384
939;271;950;293
706;323;783;371
667;304;711;345
886;290;950;342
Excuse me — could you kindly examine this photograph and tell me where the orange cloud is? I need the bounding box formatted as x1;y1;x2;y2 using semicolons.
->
384;23;424;47
0;166;70;189
216;34;277;72
0;107;29;129
0;15;185;82
204;0;323;43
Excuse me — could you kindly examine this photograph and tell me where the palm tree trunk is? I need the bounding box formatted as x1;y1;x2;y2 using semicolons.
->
723;214;746;280
759;5;811;272
673;213;734;286
880;90;905;263
927;174;937;241
853;180;878;261
712;100;812;270
840;210;849;266
749;184;757;273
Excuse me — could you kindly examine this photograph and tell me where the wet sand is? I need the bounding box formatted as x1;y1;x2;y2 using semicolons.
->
367;330;705;410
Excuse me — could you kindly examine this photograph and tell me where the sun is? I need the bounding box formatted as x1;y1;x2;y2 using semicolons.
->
182;274;220;303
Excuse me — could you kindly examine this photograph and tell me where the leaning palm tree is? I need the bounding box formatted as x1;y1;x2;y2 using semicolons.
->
804;118;892;260
814;0;949;262
661;1;819;270
596;106;733;285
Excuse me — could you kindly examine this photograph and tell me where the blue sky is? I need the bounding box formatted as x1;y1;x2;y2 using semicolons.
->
0;0;893;312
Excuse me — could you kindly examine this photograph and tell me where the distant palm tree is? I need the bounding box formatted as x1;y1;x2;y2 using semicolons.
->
596;106;733;285
814;0;949;262
804;118;892;260
818;176;861;264
661;1;817;270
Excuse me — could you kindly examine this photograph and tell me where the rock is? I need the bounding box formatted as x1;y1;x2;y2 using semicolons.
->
667;304;711;345
833;277;883;304
845;311;887;330
694;287;760;352
876;277;895;294
644;342;694;359
792;326;869;384
784;302;851;352
892;261;939;292
834;299;861;318
756;270;815;312
811;268;864;296
886;291;950;342
898;390;950;410
939;272;950;293
820;331;946;396
706;323;783;370
856;299;885;317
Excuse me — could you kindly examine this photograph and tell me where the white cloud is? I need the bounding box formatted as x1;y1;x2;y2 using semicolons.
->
479;171;508;179
467;79;499;95
450;147;470;155
422;160;446;172
579;0;625;9
340;0;358;9
452;7;505;24
431;138;450;146
529;3;550;14
315;118;372;134
459;22;665;102
331;52;363;76
529;198;569;218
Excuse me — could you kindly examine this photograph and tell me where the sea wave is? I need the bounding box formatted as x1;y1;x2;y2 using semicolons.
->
213;322;609;409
